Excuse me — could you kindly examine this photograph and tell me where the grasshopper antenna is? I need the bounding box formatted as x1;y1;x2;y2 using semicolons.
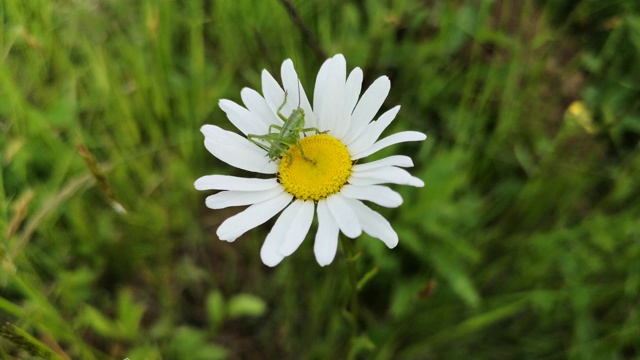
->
286;0;302;110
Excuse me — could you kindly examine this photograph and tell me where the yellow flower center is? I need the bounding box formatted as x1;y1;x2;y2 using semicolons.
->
278;134;352;201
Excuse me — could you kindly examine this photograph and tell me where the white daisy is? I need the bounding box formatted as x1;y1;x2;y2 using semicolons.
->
195;54;426;267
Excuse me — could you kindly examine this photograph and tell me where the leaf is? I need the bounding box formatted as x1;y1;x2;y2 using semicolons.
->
116;288;146;339
347;334;375;360
79;306;117;338
427;244;480;308
169;327;228;360
206;290;226;328
0;323;64;360
226;294;267;319
356;266;379;291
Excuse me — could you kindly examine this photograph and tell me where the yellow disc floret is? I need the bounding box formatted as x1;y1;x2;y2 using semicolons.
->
278;134;352;201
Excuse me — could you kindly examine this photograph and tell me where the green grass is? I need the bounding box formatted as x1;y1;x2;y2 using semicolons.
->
2;0;640;358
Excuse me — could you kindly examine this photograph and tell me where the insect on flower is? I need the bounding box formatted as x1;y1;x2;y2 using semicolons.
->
247;90;325;165
195;54;427;267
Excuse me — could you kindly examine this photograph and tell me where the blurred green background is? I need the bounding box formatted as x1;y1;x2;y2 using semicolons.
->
2;0;640;358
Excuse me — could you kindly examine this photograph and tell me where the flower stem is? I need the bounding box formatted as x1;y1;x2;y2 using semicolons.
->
341;235;360;337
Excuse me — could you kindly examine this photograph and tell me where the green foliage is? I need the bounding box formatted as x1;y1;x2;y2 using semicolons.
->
1;0;640;358
226;293;267;319
0;323;64;360
167;327;228;360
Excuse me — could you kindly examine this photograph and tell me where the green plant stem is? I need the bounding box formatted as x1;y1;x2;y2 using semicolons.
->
341;235;360;337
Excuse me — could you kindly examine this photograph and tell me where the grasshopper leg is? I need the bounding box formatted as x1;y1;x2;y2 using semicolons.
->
301;127;327;136
296;142;315;165
276;91;289;122
247;134;269;151
267;124;284;133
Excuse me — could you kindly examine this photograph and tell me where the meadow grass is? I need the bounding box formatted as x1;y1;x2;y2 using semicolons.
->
1;0;640;358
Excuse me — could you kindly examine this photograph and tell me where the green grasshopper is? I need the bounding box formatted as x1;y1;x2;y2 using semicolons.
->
248;91;324;165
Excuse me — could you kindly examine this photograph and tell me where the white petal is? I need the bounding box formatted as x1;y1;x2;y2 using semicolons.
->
219;99;266;136
201;125;277;174
281;59;317;128
260;201;295;267
313;57;332;121
326;193;362;238
343;76;391;144
261;234;286;267
319;54;348;137
277;60;297;116
349;167;425;187
278;200;315;256
217;191;293;242
346;198;399;248
314;200;339;266
352;155;414;172
240;88;281;130
194;175;279;191
205;187;285;209
262;69;286;115
352;131;427;160
340;185;403;208
346;105;400;154
340;67;363;138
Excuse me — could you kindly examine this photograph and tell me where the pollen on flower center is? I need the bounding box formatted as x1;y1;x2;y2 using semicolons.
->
278;134;352;201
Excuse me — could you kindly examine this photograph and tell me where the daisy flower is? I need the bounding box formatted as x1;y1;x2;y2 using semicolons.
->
195;54;426;267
